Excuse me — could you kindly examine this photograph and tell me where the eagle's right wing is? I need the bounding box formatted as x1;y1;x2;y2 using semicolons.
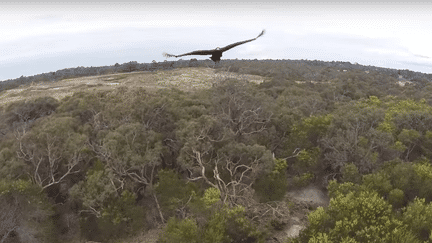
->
163;49;216;58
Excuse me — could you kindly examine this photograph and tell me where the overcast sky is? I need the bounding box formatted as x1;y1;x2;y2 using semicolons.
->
1;1;432;81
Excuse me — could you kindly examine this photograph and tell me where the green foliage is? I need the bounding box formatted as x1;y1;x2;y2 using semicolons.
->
296;187;417;243
292;114;333;147
391;141;407;153
5;65;432;242
384;159;416;196
97;190;145;240
327;180;363;199
362;171;393;197
159;217;199;243
341;163;361;184
159;205;266;243
378;98;432;135
71;163;145;241
388;188;406;209
0;179;56;242
3;96;59;126
70;166;118;213
398;129;421;145
293;172;315;188
202;187;221;208
0;146;25;180
254;158;288;202
412;162;432;201
156;169;199;216
402;197;432;241
203;205;266;243
100;122;163;167
295;147;321;171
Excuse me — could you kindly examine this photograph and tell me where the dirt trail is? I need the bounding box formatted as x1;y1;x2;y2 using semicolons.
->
283;185;330;240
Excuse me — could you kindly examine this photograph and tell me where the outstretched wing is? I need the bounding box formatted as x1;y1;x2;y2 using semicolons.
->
163;49;216;58
218;29;265;53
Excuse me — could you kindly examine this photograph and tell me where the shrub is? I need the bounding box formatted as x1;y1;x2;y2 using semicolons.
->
388;188;406;210
0;179;56;242
341;163;361;184
401;197;432;241
362;171;393;198
293;172;315;188
155;169;199;216
159;217;199;243
294;187;419;243
254;158;288;202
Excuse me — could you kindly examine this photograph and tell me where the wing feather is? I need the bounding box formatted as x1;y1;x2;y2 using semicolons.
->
163;49;216;58
219;29;265;53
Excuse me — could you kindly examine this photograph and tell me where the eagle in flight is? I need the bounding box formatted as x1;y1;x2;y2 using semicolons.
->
163;29;265;64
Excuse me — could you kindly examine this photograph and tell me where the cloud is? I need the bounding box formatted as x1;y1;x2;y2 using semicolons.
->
414;54;430;59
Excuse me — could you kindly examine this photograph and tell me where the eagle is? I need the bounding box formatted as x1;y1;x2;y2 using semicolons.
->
163;29;265;64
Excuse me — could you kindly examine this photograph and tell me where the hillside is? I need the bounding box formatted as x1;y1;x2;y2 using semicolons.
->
1;61;432;243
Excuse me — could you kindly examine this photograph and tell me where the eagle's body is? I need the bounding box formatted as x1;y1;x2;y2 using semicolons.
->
163;30;265;64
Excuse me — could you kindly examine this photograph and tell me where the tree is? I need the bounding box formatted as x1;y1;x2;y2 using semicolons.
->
177;115;273;207
123;61;138;72
70;161;145;241
15;116;86;191
89;122;165;222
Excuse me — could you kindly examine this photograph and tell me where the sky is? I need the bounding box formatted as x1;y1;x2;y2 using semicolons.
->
1;1;432;81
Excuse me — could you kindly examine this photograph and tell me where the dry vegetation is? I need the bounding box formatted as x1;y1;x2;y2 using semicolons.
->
0;67;268;107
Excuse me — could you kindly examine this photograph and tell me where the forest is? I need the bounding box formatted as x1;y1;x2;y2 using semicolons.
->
1;60;432;242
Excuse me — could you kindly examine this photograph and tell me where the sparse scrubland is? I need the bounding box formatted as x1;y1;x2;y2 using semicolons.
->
2;60;432;242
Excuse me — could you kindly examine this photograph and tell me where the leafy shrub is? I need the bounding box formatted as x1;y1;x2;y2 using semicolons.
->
203;205;266;243
382;159;417;201
341;163;361;184
388;188;406;209
254;158;288;202
294;187;419;243
97;190;145;240
70;162;145;241
293;172;315;188
401;197;432;241
158;217;199;243
202;187;221;208
155;169;199;216
362;171;393;197
3;96;59;126
412;162;432;202
295;147;321;172
0;179;56;242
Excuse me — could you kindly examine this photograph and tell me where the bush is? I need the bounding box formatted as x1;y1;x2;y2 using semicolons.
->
292;172;315;188
159;217;199;243
401;197;432;241
254;158;288;202
3;96;59;126
155;169;199;216
388;188;406;209
70;162;145;241
0;179;56;242
362;171;393;198
341;163;361;184
203;205;266;243
294;187;419;243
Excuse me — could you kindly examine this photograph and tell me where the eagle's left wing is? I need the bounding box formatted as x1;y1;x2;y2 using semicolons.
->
218;29;265;53
163;49;216;58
